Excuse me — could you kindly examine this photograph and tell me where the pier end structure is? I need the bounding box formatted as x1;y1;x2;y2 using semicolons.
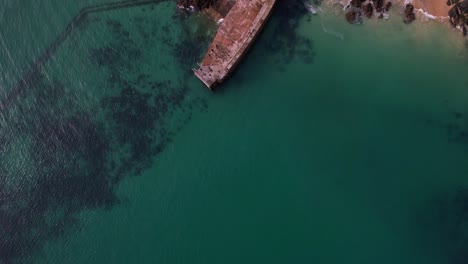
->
193;0;276;90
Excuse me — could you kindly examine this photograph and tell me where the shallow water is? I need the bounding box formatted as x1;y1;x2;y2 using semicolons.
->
1;1;468;263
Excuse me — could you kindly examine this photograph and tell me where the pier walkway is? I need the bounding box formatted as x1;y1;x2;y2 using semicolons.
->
193;0;276;89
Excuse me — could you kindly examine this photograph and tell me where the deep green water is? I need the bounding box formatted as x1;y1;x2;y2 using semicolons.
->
1;0;468;263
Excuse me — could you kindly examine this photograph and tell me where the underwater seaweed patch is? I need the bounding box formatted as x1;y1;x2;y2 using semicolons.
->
0;75;114;263
416;186;468;264
0;2;210;263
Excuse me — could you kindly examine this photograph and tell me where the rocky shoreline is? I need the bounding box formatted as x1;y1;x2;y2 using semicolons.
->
344;0;393;23
447;0;468;35
340;0;468;36
178;0;468;38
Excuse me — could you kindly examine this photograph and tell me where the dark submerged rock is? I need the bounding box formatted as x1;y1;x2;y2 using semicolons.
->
373;0;384;12
384;1;392;12
344;0;391;24
351;0;362;8
447;0;461;6
459;0;468;12
449;6;460;27
404;4;416;24
448;0;468;35
406;4;414;13
364;3;373;18
346;10;357;23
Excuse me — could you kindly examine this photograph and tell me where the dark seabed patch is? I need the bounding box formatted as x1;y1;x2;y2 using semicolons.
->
439;109;468;144
0;4;208;263
417;187;468;264
0;75;113;263
419;108;468;264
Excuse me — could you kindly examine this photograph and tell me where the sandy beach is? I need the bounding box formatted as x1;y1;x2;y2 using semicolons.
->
411;0;450;18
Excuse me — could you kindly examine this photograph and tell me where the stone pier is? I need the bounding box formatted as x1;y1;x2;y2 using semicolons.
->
193;0;276;89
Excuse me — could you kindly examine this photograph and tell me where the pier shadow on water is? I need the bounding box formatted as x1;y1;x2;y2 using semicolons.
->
259;0;316;68
0;1;210;263
220;0;316;90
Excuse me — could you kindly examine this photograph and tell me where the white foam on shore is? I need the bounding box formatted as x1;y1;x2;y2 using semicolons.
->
176;4;195;13
326;0;450;23
341;0;351;11
399;0;448;21
414;8;449;21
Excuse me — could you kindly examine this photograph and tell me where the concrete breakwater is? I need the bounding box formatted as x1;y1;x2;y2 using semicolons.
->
180;0;277;90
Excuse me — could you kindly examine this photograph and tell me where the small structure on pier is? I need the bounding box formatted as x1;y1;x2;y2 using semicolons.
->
192;0;276;90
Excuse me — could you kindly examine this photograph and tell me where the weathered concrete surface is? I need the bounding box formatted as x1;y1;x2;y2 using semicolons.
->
193;0;277;89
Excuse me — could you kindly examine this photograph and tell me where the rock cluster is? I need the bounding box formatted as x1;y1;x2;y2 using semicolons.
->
403;4;416;24
447;0;468;36
373;0;384;12
363;3;373;18
344;0;392;24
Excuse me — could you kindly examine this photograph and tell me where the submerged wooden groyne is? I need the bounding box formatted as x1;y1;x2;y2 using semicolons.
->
191;0;277;90
2;0;164;113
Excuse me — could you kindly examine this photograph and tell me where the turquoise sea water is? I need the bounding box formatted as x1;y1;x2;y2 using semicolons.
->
1;0;468;263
